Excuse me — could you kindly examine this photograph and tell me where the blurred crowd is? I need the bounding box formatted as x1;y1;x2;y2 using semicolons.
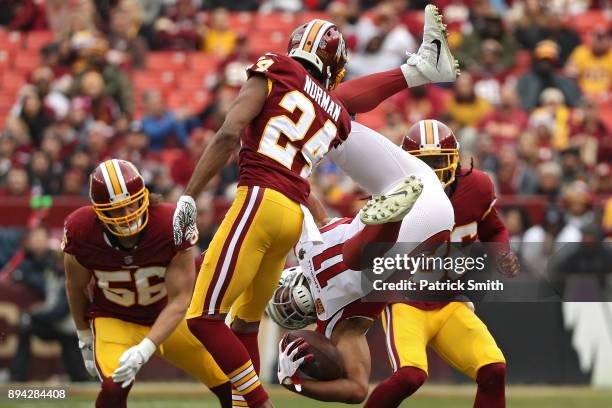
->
0;0;610;382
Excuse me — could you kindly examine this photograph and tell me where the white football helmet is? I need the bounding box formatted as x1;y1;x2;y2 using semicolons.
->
266;266;316;330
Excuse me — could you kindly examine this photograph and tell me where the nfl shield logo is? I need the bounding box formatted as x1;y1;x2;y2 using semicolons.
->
124;256;133;265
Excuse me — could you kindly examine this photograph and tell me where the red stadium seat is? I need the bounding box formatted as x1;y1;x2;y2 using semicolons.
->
229;12;254;34
298;11;329;24
254;12;297;32
133;71;175;93
356;107;387;131
1;70;27;93
567;11;609;37
0;49;11;71
249;31;287;55
188;53;220;75
146;52;188;72
177;72;206;90
25;31;54;50
0;92;16;111
14;52;40;72
0;31;23;55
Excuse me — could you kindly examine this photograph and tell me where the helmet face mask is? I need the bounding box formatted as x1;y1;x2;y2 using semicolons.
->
287;20;348;90
402;120;460;188
89;159;150;237
266;266;316;330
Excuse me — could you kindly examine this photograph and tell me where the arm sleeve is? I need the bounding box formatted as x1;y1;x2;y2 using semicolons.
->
332;68;407;115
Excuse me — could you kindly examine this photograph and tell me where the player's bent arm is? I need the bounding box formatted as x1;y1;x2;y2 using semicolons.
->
183;75;268;199
145;248;196;346
64;253;93;331
294;330;370;403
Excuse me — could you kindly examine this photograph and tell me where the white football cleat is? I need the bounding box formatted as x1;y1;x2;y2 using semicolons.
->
406;4;460;83
359;176;424;225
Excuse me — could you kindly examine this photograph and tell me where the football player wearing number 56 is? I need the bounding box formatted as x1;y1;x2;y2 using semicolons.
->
62;159;231;408
172;6;459;407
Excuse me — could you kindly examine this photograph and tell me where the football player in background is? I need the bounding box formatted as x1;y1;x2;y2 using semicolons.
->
171;5;458;407
63;159;231;408
366;119;520;408
266;121;454;403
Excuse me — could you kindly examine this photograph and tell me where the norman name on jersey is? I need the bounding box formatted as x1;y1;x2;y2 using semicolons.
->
303;75;341;121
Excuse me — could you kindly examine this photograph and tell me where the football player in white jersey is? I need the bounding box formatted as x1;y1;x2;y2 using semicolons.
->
267;122;454;403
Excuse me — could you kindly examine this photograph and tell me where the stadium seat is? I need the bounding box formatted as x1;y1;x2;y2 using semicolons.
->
177;73;206;90
298;11;329;24
254;12;296;32
14;52;40;72
229;12;254;34
0;50;11;71
0;31;23;55
146;52;188;72
567;11;609;37
1;71;26;93
249;31;286;55
25;31;54;50
133;71;175;93
188;53;220;75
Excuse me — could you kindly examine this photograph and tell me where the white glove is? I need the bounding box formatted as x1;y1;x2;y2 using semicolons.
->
277;334;313;392
173;195;198;246
112;338;156;388
77;329;97;378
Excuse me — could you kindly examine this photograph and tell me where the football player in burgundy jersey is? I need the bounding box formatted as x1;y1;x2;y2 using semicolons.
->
366;120;520;408
171;6;459;407
63;159;231;408
265;122;453;403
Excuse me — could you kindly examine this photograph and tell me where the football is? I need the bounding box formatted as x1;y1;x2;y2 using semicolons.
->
286;329;345;381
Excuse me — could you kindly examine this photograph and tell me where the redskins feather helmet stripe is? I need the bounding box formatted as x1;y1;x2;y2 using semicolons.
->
403;119;460;188
90;159;149;237
288;19;348;90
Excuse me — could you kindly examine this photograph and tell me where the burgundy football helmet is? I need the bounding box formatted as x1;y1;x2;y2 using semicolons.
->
287;19;348;89
402;119;460;187
89;159;149;237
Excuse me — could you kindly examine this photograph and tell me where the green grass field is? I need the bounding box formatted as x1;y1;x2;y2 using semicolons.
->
2;384;611;407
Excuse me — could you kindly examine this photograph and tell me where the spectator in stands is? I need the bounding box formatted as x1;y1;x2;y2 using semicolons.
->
566;27;612;101
502;206;531;251
326;1;359;51
559;147;588;186
592;163;611;196
535;161;563;200
107;1;149;70
30;66;70;120
478;84;528;146
153;0;201;50
70;32;134;116
141;89;198;151
538;11;582;66
447;72;492;128
0;167;30;197
517;40;581;111
456;10;518;71
348;2;416;78
10;227;52;299
563;180;595;230
85;120;115;162
3;0;48;31
201;8;237;57
28;151;62;196
470;39;511;106
76;71;120;125
10;246;88;382
528;87;571;151
496;144;538;195
570;99;610;166
115;120;150;167
62;168;86;196
522;204;581;278
18;93;54;148
171;128;210;187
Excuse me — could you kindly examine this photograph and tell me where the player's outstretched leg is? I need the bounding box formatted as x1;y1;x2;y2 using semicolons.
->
359;176;424;225
406;4;460;83
475;363;506;408
363;366;427;408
